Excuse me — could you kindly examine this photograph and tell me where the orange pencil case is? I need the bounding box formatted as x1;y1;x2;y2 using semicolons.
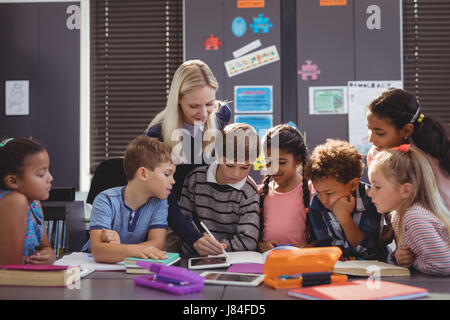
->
263;246;346;289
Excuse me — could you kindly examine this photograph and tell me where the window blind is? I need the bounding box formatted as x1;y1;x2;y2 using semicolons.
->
90;0;183;172
402;0;450;134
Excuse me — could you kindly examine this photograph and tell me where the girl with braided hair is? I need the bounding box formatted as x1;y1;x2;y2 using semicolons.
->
257;124;312;253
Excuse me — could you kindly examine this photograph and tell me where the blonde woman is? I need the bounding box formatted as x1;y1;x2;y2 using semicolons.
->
368;144;450;275
146;60;231;256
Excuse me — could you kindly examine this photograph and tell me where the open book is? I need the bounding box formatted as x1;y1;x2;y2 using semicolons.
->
222;247;301;274
333;260;410;277
225;246;299;263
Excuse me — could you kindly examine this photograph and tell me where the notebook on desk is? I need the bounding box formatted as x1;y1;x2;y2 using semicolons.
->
124;253;181;274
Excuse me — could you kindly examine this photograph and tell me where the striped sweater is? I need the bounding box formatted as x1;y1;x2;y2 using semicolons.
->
179;165;260;252
392;203;450;275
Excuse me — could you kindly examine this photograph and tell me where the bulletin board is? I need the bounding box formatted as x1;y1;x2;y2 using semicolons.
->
184;0;402;183
296;0;402;152
184;0;281;182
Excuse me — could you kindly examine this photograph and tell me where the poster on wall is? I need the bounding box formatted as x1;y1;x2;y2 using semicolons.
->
224;45;280;77
347;80;403;156
234;114;272;140
234;114;272;172
234;85;273;113
5;80;29;116
308;86;347;115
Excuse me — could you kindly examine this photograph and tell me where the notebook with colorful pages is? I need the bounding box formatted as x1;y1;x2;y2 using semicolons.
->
333;260;410;277
288;280;428;300
0;265;81;287
124;253;181;274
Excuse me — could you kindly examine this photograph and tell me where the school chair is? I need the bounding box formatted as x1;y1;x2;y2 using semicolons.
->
86;157;128;205
42;187;86;254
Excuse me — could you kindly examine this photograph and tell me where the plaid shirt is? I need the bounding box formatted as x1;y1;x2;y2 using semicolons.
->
308;182;387;259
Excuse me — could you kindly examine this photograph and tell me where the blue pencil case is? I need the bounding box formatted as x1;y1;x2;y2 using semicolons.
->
133;261;204;295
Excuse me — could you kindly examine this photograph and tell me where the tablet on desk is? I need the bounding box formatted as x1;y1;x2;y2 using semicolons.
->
188;256;230;270
200;272;265;287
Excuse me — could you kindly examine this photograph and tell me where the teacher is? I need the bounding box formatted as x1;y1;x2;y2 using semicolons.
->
146;60;231;256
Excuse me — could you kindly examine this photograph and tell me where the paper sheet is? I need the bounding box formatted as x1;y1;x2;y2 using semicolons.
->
347;81;403;155
54;252;125;271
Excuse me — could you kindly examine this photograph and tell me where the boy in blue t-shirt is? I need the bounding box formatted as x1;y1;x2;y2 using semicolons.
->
82;136;176;263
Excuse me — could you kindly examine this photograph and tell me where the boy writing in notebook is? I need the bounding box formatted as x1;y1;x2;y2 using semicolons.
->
81;136;175;263
177;123;261;255
304;139;388;260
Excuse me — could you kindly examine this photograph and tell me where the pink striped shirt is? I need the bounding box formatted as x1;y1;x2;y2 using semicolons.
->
392;203;450;275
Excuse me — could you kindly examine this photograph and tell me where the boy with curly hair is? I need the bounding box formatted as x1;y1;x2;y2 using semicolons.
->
304;139;388;260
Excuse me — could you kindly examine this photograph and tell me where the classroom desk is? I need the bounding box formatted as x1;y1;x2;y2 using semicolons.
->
1;259;449;300
0;272;224;300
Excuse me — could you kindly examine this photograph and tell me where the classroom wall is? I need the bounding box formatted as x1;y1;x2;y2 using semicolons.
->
184;0;402;183
0;1;80;189
296;0;402;148
185;0;282;183
0;1;401;189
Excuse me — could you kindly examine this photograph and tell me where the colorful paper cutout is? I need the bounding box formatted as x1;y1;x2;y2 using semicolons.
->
253;155;267;171
250;14;273;34
232;17;247;37
286;121;298;129
298;60;321;80
202;34;222;51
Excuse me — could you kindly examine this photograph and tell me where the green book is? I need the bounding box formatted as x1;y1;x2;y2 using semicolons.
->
124;253;180;274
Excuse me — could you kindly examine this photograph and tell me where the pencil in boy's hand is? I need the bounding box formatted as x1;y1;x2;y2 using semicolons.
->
199;221;230;259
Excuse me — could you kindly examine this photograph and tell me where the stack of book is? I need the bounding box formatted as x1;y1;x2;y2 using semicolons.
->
124;253;181;274
0;265;80;287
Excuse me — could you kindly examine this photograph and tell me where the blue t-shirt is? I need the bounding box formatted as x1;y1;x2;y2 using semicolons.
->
81;186;168;252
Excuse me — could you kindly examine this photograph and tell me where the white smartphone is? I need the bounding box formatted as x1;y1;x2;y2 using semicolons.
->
188;256;230;270
200;272;265;287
